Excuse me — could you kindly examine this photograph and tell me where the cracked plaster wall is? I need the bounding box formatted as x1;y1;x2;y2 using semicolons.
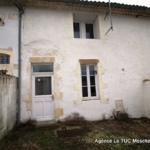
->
20;8;150;121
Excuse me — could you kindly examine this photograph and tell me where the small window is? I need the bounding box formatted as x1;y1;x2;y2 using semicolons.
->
33;64;53;72
86;24;94;39
73;13;100;39
73;22;94;39
81;64;98;100
0;54;10;64
73;23;80;38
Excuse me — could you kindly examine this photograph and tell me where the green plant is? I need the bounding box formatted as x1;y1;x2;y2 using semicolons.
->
104;130;112;136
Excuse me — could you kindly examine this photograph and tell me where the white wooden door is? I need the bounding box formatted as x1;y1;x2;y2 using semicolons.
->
32;75;54;121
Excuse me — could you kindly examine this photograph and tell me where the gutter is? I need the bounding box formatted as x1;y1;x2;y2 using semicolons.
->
12;0;24;124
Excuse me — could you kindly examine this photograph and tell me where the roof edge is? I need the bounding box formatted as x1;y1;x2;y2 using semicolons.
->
0;0;150;17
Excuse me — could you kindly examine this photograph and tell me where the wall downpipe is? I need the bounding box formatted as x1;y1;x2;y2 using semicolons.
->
12;0;24;124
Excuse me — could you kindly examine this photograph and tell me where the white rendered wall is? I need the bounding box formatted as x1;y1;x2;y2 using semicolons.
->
0;75;17;139
0;7;18;65
143;81;150;118
21;8;150;121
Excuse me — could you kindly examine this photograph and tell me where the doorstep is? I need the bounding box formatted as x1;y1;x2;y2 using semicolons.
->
35;120;57;127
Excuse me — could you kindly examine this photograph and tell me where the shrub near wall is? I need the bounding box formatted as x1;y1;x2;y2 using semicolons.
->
0;74;17;139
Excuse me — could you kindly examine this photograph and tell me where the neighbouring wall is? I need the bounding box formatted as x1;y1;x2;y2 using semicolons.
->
0;74;17;139
0;7;19;77
143;80;150;118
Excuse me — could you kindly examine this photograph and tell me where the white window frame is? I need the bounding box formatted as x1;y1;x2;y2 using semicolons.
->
32;63;54;76
81;63;99;100
74;22;94;39
32;63;54;96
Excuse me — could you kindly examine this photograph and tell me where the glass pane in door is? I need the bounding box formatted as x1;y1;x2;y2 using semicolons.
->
35;77;51;95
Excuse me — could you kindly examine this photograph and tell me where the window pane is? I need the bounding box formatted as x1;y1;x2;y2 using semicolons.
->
91;86;96;96
33;65;53;72
86;24;94;39
82;87;88;97
0;55;10;64
89;65;95;75
81;65;86;75
74;23;80;38
90;76;95;85
82;76;87;86
35;77;51;95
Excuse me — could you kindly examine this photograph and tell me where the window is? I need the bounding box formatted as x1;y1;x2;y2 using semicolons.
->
81;64;98;100
86;24;94;39
0;54;10;64
73;22;94;39
73;23;80;38
35;77;52;95
73;13;100;39
33;64;53;73
32;64;53;95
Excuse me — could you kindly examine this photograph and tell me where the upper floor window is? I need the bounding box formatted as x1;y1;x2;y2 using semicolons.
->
73;23;94;39
86;24;94;39
74;23;80;38
0;54;10;64
73;13;100;39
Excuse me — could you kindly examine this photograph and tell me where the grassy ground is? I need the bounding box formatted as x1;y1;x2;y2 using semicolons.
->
1;118;150;150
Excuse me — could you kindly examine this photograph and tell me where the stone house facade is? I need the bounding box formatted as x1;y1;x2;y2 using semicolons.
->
1;0;150;122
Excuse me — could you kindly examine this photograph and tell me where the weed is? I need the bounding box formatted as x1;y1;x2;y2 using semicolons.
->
140;117;150;123
57;128;85;137
104;130;112;136
23;142;41;150
102;113;106;121
58;112;87;126
14;119;36;131
1;118;150;150
112;109;131;122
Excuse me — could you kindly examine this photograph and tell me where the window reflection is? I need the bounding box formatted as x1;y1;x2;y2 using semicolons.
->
35;77;51;95
33;65;53;72
86;24;94;39
74;23;80;38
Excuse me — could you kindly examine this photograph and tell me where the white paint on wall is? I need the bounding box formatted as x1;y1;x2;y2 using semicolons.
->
0;76;17;139
8;84;12;105
0;7;18;64
4;8;150;121
143;81;150;118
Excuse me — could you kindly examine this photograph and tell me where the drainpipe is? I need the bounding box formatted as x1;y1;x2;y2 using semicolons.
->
12;0;24;124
